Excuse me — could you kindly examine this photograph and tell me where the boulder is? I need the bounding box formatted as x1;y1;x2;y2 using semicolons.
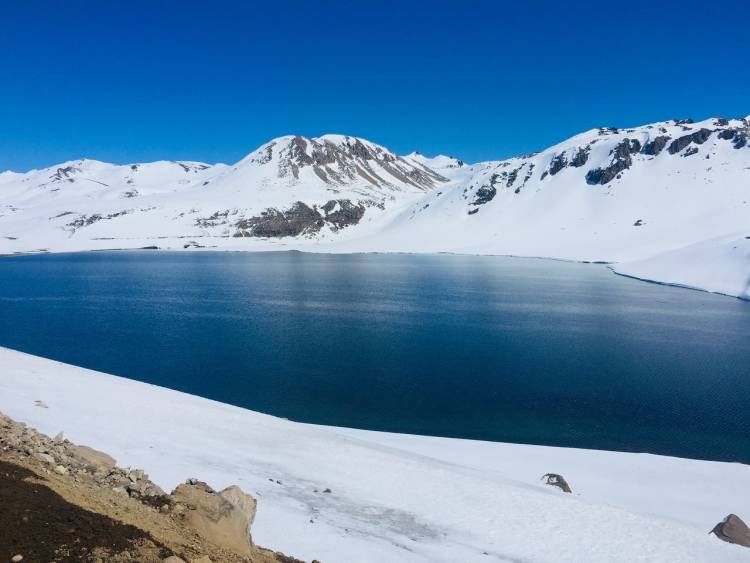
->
710;514;750;548
69;444;116;471
33;452;55;465
541;473;572;493
169;481;257;557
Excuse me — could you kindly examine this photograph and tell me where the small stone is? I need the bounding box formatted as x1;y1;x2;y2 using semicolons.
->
541;473;572;493
69;444;116;471
54;465;68;476
53;431;64;443
112;486;128;495
12;555;23;562
33;452;55;465
159;504;170;513
163;557;187;563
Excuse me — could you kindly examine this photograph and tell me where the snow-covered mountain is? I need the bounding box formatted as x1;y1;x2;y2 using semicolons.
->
344;116;750;298
0;134;450;250
402;151;466;173
2;117;749;298
377;116;750;263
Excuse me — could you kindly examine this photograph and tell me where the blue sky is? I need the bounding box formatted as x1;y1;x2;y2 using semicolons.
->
1;0;748;171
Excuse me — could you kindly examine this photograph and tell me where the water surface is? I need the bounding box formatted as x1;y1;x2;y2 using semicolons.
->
1;251;748;462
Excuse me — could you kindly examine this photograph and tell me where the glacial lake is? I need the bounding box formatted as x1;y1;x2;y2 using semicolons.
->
1;251;748;463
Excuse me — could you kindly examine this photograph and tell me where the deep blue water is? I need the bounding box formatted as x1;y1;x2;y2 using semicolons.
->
1;251;749;463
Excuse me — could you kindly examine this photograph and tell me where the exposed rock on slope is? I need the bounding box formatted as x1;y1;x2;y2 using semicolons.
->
233;199;368;238
246;135;447;190
0;412;303;563
171;481;258;558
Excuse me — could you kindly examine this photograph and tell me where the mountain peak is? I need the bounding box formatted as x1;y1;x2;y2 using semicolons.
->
404;152;465;170
235;134;448;192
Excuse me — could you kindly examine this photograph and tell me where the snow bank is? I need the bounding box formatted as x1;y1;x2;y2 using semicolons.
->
1;347;748;562
614;233;750;300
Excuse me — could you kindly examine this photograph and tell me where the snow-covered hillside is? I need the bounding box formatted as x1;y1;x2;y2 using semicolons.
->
2;347;749;562
2;116;749;298
0;135;450;252
343;116;750;297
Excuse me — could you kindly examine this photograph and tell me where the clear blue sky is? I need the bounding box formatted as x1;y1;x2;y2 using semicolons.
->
1;0;748;171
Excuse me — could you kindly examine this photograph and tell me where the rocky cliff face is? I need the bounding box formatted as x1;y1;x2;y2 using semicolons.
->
233;199;371;238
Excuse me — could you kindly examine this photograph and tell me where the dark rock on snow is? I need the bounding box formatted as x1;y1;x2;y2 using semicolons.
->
541;473;572;493
586;138;640;185
668;128;713;154
710;514;750;548
549;153;568;176
641;135;670;156
234;199;366;238
570;147;590;167
472;185;497;206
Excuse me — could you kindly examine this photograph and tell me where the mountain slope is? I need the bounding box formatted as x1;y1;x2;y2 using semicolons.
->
0;135;451;251
339;116;750;297
370;116;750;259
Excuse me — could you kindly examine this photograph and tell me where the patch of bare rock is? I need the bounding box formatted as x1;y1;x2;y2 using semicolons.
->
0;412;307;562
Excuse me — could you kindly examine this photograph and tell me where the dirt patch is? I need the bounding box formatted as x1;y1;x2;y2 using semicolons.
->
0;459;167;562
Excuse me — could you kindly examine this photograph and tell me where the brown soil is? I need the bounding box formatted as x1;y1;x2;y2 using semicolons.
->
0;459;166;562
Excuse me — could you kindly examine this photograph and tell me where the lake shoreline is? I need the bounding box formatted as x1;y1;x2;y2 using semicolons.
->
6;245;747;303
1;251;748;464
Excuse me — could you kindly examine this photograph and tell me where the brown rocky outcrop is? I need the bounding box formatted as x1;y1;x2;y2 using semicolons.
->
0;412;304;562
170;480;257;558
